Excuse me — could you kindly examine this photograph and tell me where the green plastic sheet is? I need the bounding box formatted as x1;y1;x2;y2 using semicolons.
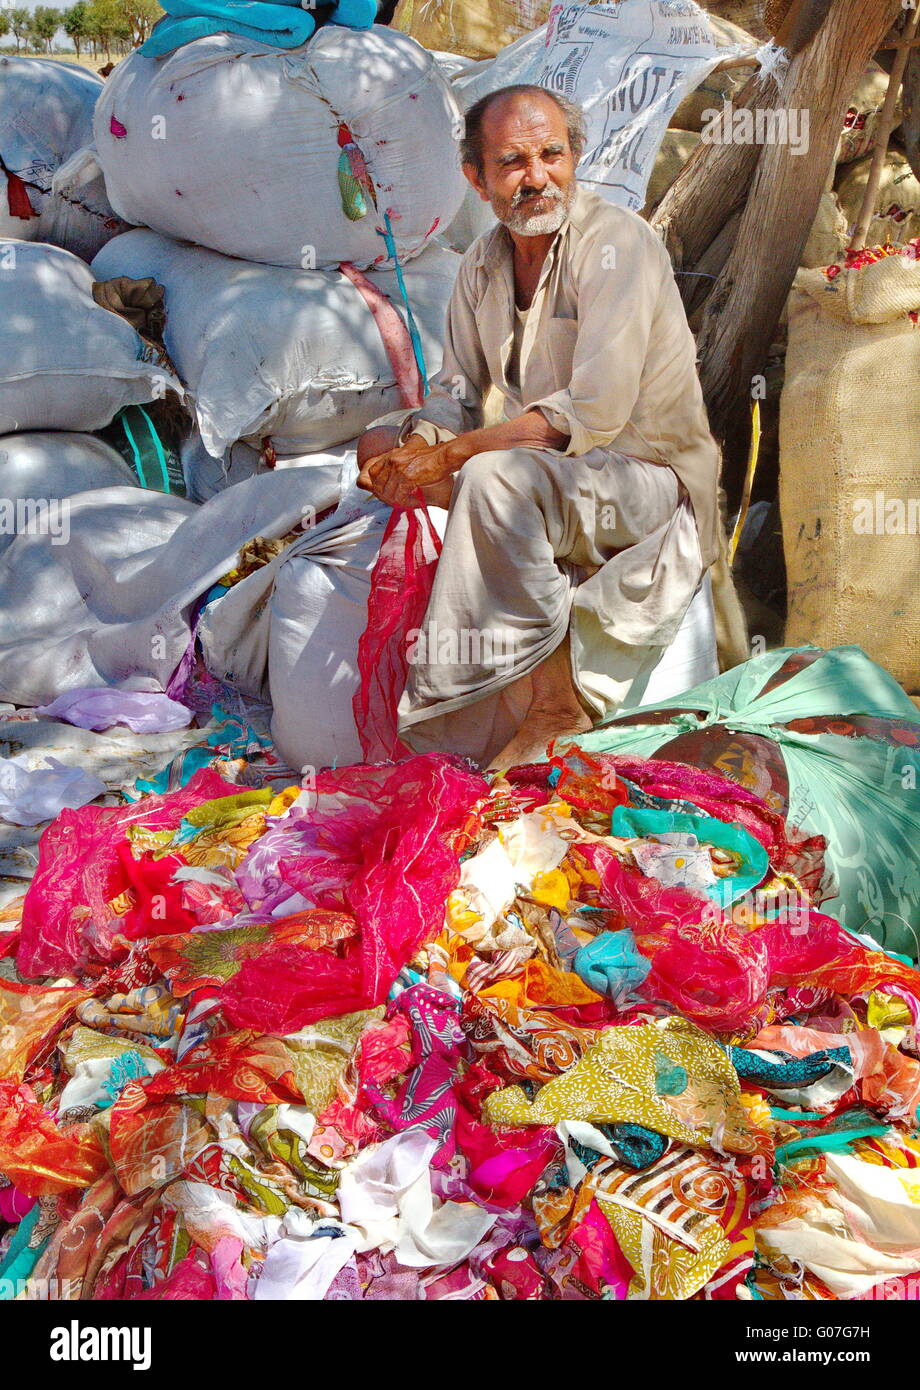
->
575;645;920;959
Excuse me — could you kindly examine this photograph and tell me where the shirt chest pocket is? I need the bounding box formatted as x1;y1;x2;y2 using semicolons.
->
525;314;579;400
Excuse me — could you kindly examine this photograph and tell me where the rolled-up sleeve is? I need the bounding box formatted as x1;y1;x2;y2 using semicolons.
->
528;226;667;458
367;252;490;445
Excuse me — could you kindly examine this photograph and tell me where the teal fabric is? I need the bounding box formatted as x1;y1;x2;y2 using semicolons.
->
575;646;920;959
0;1204;49;1299
775;1125;890;1166
573;929;651;1005
609;804;768;906
142;0;375;57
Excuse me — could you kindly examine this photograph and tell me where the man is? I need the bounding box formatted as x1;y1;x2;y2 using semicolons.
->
357;84;723;769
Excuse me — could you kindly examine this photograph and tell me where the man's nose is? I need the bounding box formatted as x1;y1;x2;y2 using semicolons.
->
521;157;548;188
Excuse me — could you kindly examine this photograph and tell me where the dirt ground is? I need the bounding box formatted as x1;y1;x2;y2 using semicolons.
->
2;51;119;75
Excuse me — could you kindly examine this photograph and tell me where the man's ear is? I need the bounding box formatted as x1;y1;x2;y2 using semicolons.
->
462;161;491;204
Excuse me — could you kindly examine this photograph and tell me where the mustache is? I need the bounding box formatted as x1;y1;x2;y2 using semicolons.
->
511;184;564;207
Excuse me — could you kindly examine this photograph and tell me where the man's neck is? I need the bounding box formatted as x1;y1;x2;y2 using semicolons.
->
508;228;559;268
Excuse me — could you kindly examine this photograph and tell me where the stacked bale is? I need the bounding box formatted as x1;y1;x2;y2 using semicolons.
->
0;56;125;262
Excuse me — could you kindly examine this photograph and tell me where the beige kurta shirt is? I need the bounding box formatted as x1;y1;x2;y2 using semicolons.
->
372;183;722;569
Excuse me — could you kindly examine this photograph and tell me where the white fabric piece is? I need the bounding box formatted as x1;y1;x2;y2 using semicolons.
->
0;753;105;826
747;1047;855;1111
93;28;467;269
453;836;520;934
632;839;719;894
394;1169;497;1269
497;802;572;881
626;572;719;709
0;465;344;707
0;432;136;556
825;1153;920;1254
92;230;460;456
272;1105;317;1148
757;1205;920;1300
0;240;178;435
558;1119;621;1188
164;1179;283;1252
337;1130;440;1234
254;1229;357;1301
58;1050;164;1114
0;57;123;261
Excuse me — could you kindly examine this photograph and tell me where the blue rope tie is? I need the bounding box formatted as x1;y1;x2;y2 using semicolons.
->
380;210;429;398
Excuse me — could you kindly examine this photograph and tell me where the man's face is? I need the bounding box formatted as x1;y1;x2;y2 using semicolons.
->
464;94;578;237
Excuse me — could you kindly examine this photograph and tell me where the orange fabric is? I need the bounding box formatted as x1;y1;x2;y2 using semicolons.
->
0;1082;108;1196
0;977;93;1083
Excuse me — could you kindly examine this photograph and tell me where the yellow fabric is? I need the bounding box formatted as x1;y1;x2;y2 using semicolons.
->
484;1017;759;1154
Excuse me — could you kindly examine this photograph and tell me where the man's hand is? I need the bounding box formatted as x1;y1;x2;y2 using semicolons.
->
356;409;569;508
357;433;465;509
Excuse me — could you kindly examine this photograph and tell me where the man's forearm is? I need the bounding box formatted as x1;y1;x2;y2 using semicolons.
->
440;409;569;468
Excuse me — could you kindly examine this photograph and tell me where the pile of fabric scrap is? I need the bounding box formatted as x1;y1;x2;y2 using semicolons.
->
1;739;919;1302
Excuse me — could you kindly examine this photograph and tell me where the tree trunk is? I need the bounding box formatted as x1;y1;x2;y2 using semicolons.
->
651;67;774;287
902;45;920;184
694;0;902;489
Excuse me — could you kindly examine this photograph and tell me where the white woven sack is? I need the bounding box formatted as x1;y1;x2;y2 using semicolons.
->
93;27;468;270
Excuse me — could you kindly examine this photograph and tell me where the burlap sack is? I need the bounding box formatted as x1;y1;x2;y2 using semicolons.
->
800;189;849;268
836;150;920;248
836;63;902;165
391;0;552;59
642;129;701;215
704;1;769;42
780;252;920;691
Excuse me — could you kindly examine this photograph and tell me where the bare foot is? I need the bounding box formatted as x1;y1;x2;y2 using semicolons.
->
487;703;593;772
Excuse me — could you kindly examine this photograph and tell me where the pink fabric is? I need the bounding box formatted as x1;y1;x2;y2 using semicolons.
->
591;844;771;1032
17;769;241;977
0;1185;35;1222
211;1236;249;1300
353;505;441;764
339;261;423;409
134;1252;216;1300
364;985;463;1157
220;756;487;1031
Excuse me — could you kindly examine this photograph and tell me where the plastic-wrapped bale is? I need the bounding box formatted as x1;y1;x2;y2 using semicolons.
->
836;150;920;248
0;432;136;557
780;243;920;694
93;28;467;270
0;56;125;261
178;433;359;503
391;0;554;60
0;240;178;435
573;643;920;960
92;229;460;457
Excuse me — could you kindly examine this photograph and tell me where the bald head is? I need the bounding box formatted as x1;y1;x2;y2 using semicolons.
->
460;85;586;178
460;85;584;237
